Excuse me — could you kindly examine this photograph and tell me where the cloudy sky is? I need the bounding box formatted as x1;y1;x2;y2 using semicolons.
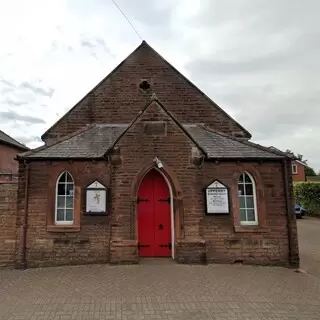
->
0;0;319;170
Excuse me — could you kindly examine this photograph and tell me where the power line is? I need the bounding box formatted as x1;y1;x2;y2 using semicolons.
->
111;0;143;41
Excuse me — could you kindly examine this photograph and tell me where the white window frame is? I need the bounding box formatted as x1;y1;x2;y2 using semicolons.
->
292;164;298;174
238;172;258;226
55;171;74;225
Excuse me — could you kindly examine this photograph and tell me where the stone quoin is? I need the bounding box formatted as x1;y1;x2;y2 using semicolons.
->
13;41;299;268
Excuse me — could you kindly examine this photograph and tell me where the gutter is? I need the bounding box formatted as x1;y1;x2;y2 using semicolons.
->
22;160;30;269
282;158;297;267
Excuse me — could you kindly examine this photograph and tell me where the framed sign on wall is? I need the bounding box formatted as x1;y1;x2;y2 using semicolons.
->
84;180;108;215
205;180;230;215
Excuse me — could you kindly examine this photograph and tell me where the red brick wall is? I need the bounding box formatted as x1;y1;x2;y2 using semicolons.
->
200;161;297;266
292;161;306;182
0;182;17;267
109;101;199;263
16;161;111;268
16;101;299;268
43;42;249;144
0;144;21;181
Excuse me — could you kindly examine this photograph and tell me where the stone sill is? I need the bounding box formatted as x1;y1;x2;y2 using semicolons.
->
177;238;206;244
110;240;137;247
47;225;80;233
234;225;270;233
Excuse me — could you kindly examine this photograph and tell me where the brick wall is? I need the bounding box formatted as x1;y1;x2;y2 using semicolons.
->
108;101;297;266
43;42;249;144
16;161;111;268
292;161;306;182
200;161;297;266
0;144;21;182
0;182;17;267
109;101;200;263
16;100;298;268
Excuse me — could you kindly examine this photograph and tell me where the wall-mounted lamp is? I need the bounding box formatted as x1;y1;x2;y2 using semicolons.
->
154;157;163;169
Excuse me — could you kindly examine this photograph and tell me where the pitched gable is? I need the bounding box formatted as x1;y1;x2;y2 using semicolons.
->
42;41;251;144
106;98;206;156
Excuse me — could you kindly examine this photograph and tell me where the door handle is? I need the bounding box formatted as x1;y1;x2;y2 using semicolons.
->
158;224;163;230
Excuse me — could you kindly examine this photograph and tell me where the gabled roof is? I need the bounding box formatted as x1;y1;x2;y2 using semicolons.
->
20;97;284;161
104;98;207;156
268;146;305;162
18;124;128;159
184;125;285;159
41;40;251;141
0;130;29;151
294;160;308;167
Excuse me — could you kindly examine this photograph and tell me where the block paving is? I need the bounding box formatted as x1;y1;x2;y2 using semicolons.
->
1;218;319;320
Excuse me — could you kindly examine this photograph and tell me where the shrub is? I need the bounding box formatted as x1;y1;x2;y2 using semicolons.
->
294;182;320;216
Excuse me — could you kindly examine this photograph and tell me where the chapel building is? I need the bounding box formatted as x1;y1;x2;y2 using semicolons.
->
16;41;299;268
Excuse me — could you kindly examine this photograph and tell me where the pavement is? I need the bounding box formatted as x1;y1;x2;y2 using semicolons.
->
0;217;320;320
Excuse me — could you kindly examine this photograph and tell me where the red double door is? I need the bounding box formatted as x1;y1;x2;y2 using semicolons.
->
137;169;171;257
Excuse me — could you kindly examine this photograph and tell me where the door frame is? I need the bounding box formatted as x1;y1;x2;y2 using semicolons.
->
137;168;175;259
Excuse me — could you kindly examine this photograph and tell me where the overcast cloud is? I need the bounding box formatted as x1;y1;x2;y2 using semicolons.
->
0;0;319;170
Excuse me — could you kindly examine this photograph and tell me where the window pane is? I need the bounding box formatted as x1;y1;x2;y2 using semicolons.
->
246;196;254;208
66;173;73;182
59;172;66;183
247;209;256;221
65;209;73;221
57;183;66;195
245;183;253;195
240;209;247;221
244;173;252;183
66;184;74;196
57;196;65;208
238;183;245;196
56;209;65;221
66;196;73;208
238;173;244;183
239;196;245;209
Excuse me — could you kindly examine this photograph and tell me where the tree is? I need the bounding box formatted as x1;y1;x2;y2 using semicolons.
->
285;149;304;161
305;166;316;176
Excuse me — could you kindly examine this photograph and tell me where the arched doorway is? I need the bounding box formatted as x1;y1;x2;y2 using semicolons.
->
137;169;172;257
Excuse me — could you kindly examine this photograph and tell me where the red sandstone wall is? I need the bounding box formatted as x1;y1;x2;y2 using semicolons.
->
0;182;17;267
15;102;299;268
43;42;249;144
16;162;111;268
200;161;297;266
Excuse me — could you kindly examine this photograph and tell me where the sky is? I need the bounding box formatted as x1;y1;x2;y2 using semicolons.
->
0;0;319;170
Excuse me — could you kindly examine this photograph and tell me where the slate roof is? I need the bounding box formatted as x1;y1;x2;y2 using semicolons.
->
19;121;284;160
0;130;29;150
19;124;128;159
183;125;285;159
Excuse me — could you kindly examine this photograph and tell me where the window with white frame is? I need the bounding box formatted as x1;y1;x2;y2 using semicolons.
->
292;164;298;174
55;171;74;224
238;172;258;225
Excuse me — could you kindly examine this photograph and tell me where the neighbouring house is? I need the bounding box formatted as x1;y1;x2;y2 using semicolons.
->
0;130;29;182
291;160;307;182
269;147;307;182
12;41;299;269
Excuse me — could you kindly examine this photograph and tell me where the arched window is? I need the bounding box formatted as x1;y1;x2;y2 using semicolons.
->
55;171;74;224
238;172;258;225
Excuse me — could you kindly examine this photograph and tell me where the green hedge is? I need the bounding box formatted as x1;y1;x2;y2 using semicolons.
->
294;182;320;216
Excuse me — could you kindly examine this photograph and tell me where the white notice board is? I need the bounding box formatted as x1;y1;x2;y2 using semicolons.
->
206;180;229;214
